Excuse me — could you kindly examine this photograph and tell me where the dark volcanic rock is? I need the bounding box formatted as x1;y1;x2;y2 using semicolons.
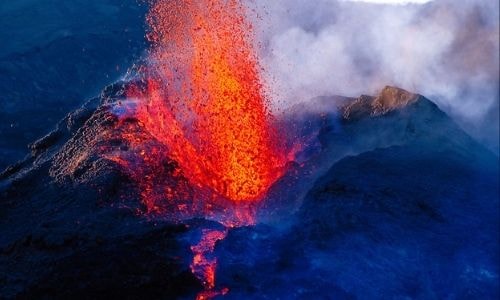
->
293;143;498;299
15;226;201;300
216;142;498;299
1;84;498;299
0;0;148;169
0;81;200;299
218;87;499;299
262;85;493;222
342;86;419;120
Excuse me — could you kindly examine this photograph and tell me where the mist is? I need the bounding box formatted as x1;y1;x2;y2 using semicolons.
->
249;0;499;151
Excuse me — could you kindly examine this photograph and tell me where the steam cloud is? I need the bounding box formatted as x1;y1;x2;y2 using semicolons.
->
250;0;499;151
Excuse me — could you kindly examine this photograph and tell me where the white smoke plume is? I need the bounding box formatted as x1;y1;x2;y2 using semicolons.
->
249;0;499;151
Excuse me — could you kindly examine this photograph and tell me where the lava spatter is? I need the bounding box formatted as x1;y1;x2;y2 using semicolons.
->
109;0;289;215
138;0;286;204
107;0;289;298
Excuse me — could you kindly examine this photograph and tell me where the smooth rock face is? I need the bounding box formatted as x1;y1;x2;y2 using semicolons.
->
0;84;498;299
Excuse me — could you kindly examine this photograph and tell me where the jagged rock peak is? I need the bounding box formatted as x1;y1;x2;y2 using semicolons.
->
343;86;420;120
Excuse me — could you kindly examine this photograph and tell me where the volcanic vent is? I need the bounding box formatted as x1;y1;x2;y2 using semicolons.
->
110;0;289;216
1;0;499;299
104;0;291;297
2;80;498;299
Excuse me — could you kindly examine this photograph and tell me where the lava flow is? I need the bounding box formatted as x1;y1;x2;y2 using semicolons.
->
107;0;289;298
190;228;230;300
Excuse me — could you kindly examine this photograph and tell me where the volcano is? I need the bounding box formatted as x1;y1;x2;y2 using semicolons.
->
0;83;498;298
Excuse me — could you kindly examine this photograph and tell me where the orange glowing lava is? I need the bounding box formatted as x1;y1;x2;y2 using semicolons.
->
104;1;291;298
190;229;228;290
134;0;286;203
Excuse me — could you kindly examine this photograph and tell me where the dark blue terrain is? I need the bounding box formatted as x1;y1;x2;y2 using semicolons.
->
1;82;497;299
0;0;147;170
0;1;498;299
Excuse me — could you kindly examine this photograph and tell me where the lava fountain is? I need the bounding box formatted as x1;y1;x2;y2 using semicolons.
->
111;0;289;298
137;0;287;205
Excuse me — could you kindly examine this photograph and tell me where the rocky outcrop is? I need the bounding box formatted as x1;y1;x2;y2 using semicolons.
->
342;86;419;120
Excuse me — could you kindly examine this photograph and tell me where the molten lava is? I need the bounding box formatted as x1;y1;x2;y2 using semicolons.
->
107;1;290;298
190;228;229;297
134;0;286;204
